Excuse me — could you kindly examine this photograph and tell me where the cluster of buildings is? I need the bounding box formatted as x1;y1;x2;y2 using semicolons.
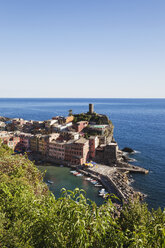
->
0;104;118;165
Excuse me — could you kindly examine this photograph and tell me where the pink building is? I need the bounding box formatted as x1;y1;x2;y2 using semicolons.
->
65;138;89;165
89;136;99;159
18;133;32;151
12;118;25;126
74;121;88;133
0;132;20;150
8;136;21;151
49;141;65;160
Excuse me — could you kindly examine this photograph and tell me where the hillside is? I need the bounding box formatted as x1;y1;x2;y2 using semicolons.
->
0;144;165;247
73;112;114;140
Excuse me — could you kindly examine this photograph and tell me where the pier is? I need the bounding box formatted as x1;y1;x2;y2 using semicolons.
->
81;163;148;202
116;166;149;174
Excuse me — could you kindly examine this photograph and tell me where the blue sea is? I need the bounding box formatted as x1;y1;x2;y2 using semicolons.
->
0;98;165;209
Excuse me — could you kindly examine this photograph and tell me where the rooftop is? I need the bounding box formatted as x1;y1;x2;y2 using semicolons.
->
75;137;88;144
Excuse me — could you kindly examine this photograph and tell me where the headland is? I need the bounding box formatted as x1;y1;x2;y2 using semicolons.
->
0;104;148;203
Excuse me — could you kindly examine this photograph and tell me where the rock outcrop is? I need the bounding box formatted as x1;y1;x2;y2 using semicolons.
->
122;147;134;153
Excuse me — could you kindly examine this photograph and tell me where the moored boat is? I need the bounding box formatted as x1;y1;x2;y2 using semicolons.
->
94;183;102;187
85;177;92;181
91;180;98;184
70;170;77;174
99;188;105;194
99;188;108;196
73;172;79;176
47;180;53;184
76;173;83;177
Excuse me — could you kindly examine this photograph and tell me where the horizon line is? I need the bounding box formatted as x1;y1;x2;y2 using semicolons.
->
0;97;165;99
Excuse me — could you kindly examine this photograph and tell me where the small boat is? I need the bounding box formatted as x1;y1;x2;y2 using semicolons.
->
85;177;92;181
99;188;106;194
99;191;108;197
73;172;79;176
99;190;108;196
91;180;98;185
47;180;53;184
99;193;104;197
76;173;83;177
94;183;102;187
91;179;97;182
70;170;77;174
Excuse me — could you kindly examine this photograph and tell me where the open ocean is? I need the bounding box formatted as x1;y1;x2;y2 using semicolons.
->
0;98;165;209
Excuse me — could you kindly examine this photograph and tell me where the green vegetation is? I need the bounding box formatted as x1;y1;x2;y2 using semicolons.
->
73;112;112;125
73;113;92;123
73;113;114;137
0;144;165;247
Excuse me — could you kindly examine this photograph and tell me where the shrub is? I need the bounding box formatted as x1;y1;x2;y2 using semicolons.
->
0;144;165;247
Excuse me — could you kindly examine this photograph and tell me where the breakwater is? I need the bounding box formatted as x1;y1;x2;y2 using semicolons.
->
79;163;146;202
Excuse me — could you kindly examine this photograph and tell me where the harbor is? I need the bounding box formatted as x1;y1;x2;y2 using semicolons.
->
38;159;148;205
77;162;147;202
37;165;105;206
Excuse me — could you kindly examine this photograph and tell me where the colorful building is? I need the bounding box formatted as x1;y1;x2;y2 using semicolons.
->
74;121;88;133
16;133;32;152
89;136;99;158
30;135;39;152
38;135;49;156
8;136;21;150
65;138;89;165
49;141;65;160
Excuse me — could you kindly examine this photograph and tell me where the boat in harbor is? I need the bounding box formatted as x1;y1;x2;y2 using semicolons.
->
91;180;98;185
85;177;92;181
99;188;105;194
99;188;108;196
73;172;79;176
70;170;77;174
94;183;102;187
76;173;83;177
47;180;54;184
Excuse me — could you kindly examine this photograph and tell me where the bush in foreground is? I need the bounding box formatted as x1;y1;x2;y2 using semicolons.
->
0;145;165;247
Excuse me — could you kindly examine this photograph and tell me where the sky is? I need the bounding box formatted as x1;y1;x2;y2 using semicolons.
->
0;0;164;98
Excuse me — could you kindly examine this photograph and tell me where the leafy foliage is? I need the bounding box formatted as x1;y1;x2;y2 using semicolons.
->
0;144;165;247
73;113;92;123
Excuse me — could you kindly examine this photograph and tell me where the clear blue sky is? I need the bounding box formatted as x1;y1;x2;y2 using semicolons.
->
0;0;164;98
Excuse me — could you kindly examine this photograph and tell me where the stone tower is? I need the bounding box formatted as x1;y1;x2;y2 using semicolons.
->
89;103;94;114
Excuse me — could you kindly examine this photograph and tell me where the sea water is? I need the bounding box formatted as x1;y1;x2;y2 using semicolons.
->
0;98;165;209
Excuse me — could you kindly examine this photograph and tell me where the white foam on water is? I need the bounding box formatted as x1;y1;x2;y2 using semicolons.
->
129;158;137;162
133;150;141;154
